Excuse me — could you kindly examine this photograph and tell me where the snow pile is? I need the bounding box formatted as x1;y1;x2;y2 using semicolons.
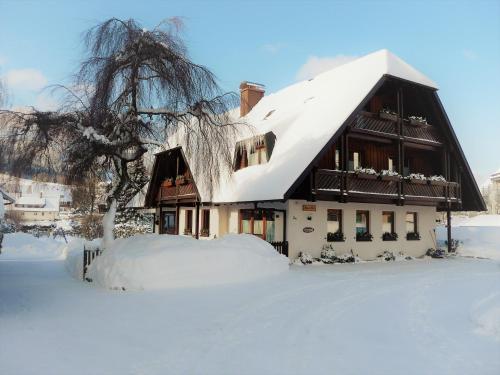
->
87;234;289;290
0;232;64;260
471;294;500;341
436;214;500;260
63;238;102;279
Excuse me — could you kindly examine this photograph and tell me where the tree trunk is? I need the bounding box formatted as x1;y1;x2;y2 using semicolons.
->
102;198;117;250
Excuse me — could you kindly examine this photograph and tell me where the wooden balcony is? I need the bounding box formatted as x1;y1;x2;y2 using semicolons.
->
350;112;442;145
314;169;461;205
157;183;197;202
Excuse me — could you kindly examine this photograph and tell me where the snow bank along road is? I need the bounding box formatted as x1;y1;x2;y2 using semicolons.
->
1;256;499;374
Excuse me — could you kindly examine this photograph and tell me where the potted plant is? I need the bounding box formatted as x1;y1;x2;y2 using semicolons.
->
408;115;428;126
355;167;378;180
356;231;373;242
175;174;186;185
428;175;447;186
405;173;427;185
407;232;420;241
162;177;174;187
382;232;398;241
327;231;345;242
379;108;398;122
379;169;401;182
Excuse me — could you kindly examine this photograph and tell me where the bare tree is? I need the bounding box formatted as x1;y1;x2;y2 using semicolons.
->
0;18;240;248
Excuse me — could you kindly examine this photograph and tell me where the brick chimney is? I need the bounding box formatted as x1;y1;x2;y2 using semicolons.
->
240;81;265;117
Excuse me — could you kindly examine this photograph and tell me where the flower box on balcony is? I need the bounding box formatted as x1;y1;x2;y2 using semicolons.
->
356;232;373;242
175;175;187;185
405;174;427;185
380;174;401;182
379;111;398;122
407;232;421;241
183;229;192;236
382;232;398;241
408;116;428;127
327;231;345;242
428;176;447;186
162;178;174;187
200;228;210;237
355;168;378;180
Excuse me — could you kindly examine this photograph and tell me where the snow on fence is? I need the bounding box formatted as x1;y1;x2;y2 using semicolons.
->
83;246;102;281
269;241;289;257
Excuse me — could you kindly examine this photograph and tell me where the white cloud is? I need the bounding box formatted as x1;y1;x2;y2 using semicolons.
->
296;55;357;81
5;68;47;91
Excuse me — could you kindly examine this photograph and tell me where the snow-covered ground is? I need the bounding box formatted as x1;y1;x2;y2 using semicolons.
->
1;233;499;374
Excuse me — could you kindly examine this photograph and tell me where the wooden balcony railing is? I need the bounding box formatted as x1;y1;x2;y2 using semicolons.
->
315;169;461;203
157;183;197;201
350;113;442;144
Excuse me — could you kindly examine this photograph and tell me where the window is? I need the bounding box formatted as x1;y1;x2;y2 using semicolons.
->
349;151;363;170
327;209;342;234
239;209;275;242
406;212;418;234
185;210;193;234
382;211;395;234
234;132;275;171
201;209;210;236
335;149;340;170
356;210;370;235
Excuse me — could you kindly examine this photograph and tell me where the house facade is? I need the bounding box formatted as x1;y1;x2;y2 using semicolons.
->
481;169;500;214
143;50;484;260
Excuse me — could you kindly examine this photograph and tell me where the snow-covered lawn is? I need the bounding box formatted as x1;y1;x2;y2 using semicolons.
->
1;234;499;374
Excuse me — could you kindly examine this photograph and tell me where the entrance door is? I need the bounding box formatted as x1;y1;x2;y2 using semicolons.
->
162;211;176;234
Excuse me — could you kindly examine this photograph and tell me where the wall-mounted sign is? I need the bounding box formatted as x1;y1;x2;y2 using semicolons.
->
303;227;314;233
302;204;316;212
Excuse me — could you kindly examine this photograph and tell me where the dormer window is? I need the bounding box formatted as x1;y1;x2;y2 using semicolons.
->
234;132;276;171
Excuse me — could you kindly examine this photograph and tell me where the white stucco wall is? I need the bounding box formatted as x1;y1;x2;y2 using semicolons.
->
286;200;437;260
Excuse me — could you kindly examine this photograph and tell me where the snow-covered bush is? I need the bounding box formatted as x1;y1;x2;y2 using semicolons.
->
298;251;314;264
426;248;446;258
320;244;336;264
335;250;359;263
444;238;461;252
377;250;396;261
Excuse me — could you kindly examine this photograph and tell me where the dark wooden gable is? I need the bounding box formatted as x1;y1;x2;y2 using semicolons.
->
284;75;486;211
144;147;201;207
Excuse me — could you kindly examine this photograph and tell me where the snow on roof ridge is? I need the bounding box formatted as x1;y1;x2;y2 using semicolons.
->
308;49;438;89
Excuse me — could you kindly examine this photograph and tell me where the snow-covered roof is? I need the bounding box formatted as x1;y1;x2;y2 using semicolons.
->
12;195;60;212
180;49;437;203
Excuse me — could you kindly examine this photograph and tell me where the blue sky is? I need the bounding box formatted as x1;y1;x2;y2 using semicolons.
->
1;0;499;183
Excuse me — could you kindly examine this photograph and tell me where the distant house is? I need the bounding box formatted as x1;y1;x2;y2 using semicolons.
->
1;187;15;206
11;195;61;221
481;169;500;214
143;50;484;260
0;174;72;221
